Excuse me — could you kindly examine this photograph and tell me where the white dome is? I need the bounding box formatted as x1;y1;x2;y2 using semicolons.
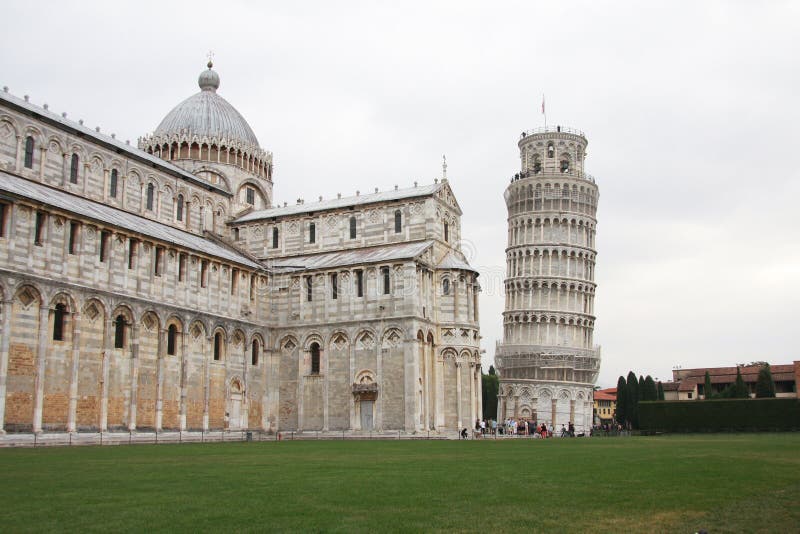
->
154;62;259;147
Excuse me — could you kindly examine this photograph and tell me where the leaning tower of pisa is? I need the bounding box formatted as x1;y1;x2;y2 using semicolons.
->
495;125;600;432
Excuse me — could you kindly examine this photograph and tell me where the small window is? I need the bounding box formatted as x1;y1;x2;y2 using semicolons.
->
114;315;126;349
24;136;34;169
52;303;67;341
231;267;238;294
349;216;357;239
250;274;256;301
382;266;390;295
444;222;449;242
443;278;450;295
69;154;79;184
0;202;7;237
68;221;79;254
251;339;260;366
200;260;208;287
167;324;177;356
272;227;279;249
310;342;320;375
305;276;313;302
146;183;155;211
246;187;255;205
178;253;187;282
109;169;118;198
154;246;164;276
176;194;184;221
355;269;363;297
560;160;569;173
128;239;137;270
99;230;110;262
394;210;402;233
34;211;45;246
213;332;223;361
309;222;316;244
233;227;240;241
331;273;338;300
547;143;555;158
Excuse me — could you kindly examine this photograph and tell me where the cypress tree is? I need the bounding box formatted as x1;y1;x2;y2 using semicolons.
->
626;371;639;428
732;367;750;398
704;371;713;399
615;376;627;426
644;375;657;401
638;375;645;401
755;364;776;398
657;381;665;401
488;365;496;376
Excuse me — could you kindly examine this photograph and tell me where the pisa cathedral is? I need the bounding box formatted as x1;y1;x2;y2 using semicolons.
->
0;62;482;436
495;127;600;432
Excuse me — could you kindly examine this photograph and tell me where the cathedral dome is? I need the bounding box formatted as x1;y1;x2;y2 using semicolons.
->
153;62;260;148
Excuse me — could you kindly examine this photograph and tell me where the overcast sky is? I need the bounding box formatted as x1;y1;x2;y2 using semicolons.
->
2;1;798;386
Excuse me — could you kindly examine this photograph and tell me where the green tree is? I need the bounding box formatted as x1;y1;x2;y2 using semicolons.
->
626;371;639;429
615;376;627;426
488;365;496;376
643;375;657;401
731;367;750;399
657;381;665;401
704;371;713;400
755;364;776;398
482;371;499;420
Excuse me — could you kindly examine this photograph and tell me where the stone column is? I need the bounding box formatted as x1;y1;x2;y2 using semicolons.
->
455;361;462;431
32;305;50;433
38;147;46;181
14;135;22;173
67;311;82;432
128;324;140;431
179;330;188;431
61;153;69;187
202;340;210;431
0;298;13;433
476;364;483;424
297;348;305;432
435;356;445;428
154;328;164;431
322;345;329;431
551;398;557;427
569;399;575;426
99;319;113;432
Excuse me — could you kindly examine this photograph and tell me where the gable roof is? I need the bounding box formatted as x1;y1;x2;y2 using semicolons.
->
267;240;434;272
234;182;450;223
0;171;260;269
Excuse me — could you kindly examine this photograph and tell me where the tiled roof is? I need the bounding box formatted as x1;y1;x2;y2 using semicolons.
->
267;240;434;272
661;382;680;392
0;171;261;269
437;251;477;273
234;183;443;222
594;390;616;401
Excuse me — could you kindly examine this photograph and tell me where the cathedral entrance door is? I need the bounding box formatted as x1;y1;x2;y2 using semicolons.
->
230;393;242;430
360;401;374;430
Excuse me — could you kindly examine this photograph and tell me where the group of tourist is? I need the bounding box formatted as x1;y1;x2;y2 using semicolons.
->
460;419;578;439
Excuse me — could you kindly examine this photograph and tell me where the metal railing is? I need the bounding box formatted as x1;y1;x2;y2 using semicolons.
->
520;126;585;137
510;169;596;184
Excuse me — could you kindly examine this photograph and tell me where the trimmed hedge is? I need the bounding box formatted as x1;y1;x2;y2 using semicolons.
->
638;398;800;432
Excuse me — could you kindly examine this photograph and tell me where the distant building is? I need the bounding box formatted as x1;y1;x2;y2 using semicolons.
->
662;363;799;400
593;388;616;425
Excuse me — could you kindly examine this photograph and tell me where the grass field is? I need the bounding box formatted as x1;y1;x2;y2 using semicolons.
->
1;434;798;533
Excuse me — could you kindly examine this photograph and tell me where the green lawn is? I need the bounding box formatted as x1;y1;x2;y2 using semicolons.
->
1;434;798;533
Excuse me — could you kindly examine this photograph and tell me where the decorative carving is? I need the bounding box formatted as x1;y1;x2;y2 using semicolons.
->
282;339;296;352
331;333;348;351
191;324;203;339
142;314;156;331
356;332;375;350
17;288;36;308
84;302;100;321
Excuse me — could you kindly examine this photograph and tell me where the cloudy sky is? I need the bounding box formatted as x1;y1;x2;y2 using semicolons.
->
2;1;798;386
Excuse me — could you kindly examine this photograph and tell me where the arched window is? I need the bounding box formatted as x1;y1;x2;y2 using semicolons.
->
114;314;126;349
167;324;178;355
382;266;390;294
547;142;555;158
442;278;450;295
146;183;155;211
52;303;67;341
272;227;279;248
309;222;316;244
251;339;260;366
444;222;449;242
394;210;402;233
176;194;184;221
310;342;320;375
349;216;357;239
213;332;223;361
532;155;542;174
24;136;35;169
560;160;570;173
109;169;118;198
69;154;79;184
